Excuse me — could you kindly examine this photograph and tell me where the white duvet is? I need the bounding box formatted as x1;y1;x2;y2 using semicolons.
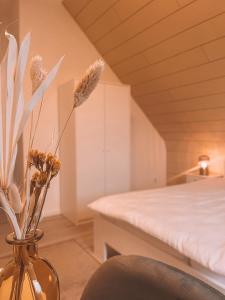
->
89;178;225;276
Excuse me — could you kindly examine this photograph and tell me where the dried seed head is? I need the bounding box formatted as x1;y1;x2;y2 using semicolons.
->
46;153;54;164
31;171;40;193
28;149;39;167
74;59;104;108
37;152;46;169
32;172;39;182
51;159;61;177
37;172;48;186
46;153;55;172
30;55;47;93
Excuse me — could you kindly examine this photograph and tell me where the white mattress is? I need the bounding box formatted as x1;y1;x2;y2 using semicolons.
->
89;178;225;276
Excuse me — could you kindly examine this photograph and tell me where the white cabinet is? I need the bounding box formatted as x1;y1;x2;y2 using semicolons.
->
58;80;131;223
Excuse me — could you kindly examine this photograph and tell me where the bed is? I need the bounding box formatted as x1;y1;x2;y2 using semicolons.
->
89;177;225;294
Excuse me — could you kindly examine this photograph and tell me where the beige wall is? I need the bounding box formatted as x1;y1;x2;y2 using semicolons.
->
19;0;166;216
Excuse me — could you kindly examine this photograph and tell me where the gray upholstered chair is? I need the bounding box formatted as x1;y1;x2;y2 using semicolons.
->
81;255;225;300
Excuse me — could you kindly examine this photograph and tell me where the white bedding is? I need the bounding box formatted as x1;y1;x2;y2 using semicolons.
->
89;178;225;276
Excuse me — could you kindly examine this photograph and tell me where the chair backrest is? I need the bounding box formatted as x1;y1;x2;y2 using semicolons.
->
81;255;225;300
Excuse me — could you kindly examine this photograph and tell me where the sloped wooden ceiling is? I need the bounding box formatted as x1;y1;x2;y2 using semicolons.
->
63;0;225;182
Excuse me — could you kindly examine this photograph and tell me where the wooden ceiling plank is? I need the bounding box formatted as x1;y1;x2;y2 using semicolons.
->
158;120;225;133
203;36;225;61
136;90;225;110
177;0;196;7
103;0;225;66
114;0;153;22
171;77;225;101
110;13;225;77
121;48;208;85
132;57;225;96
76;0;118;29
63;0;92;17
96;0;179;53
86;9;120;41
144;12;225;64
162;131;225;143
136;91;174;106
150;107;225;125
87;0;155;45
146;94;225;115
113;54;149;77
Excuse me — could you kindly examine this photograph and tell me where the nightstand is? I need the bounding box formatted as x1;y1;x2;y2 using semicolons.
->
186;173;223;183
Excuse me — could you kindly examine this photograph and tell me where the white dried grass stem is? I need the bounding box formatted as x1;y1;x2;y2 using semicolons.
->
0;190;21;239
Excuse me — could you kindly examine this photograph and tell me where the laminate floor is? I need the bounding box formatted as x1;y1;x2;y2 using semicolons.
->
0;215;99;300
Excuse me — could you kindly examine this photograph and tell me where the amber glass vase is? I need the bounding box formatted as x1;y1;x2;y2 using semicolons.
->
0;229;60;300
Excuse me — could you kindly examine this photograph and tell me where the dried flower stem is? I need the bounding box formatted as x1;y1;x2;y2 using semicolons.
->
27;187;42;233
30;97;44;148
21;168;31;238
28;112;34;152
0;190;21;239
22;96;44;218
22;113;34;206
0;207;16;236
54;106;75;156
32;175;51;233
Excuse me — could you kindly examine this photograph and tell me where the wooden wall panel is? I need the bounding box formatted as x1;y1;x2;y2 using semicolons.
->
64;0;225;184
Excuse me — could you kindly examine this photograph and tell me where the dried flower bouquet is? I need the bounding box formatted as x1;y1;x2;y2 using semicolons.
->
0;32;104;241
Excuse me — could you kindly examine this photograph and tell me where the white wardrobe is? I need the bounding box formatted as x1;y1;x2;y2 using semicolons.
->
58;80;131;223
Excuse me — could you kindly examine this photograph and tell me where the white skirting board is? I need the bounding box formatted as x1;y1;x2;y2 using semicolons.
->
93;214;225;294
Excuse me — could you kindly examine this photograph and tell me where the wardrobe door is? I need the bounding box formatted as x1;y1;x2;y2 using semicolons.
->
58;80;77;224
75;83;105;220
104;84;131;195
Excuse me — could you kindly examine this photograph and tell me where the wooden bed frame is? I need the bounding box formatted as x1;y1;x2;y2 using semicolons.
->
93;214;225;294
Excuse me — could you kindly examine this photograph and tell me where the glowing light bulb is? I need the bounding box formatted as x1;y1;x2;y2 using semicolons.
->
199;161;208;169
198;155;210;175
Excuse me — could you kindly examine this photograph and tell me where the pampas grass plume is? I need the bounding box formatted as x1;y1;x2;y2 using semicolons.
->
74;59;105;107
30;55;47;93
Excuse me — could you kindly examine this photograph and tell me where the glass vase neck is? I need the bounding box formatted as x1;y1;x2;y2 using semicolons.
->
6;229;43;246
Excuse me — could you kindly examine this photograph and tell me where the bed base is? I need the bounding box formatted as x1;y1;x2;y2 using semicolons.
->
93;214;225;294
